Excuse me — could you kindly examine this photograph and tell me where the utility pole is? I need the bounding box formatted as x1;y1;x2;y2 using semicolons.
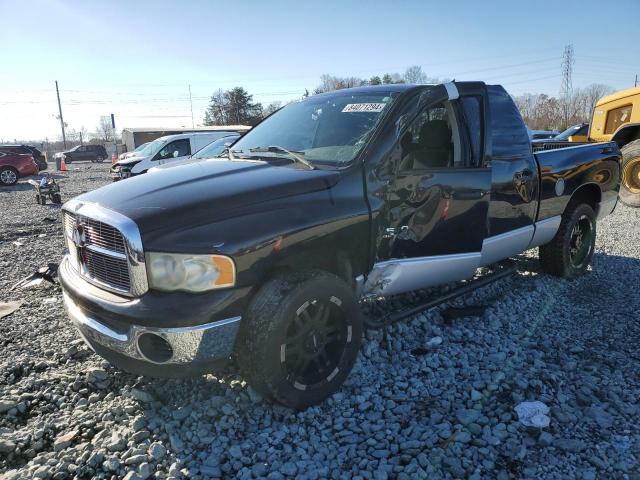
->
635;74;638;87
55;80;67;148
560;44;575;129
188;84;195;128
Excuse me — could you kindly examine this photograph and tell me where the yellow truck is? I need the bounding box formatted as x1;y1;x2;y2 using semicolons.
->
590;86;640;206
532;86;640;206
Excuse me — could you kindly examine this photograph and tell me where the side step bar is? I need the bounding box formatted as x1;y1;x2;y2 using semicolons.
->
362;260;517;328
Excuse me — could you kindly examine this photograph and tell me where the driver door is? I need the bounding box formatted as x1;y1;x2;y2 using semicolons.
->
367;91;491;296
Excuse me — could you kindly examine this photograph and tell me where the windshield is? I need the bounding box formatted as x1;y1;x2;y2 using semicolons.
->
555;124;586;140
137;139;164;157
231;90;400;166
133;142;149;152
192;136;239;160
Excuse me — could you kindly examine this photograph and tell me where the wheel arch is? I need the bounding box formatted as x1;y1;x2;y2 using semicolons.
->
567;182;601;213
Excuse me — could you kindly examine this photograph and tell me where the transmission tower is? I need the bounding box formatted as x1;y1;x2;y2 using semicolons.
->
560;44;575;128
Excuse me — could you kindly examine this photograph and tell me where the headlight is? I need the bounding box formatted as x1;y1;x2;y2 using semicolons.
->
146;253;236;292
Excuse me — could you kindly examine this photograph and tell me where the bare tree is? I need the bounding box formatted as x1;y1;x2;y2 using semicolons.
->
263;101;282;117
314;74;366;94
96;117;113;142
403;65;428;84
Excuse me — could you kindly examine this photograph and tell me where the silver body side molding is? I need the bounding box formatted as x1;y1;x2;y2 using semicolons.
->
528;216;562;249
362;217;564;298
479;225;534;267
362;252;480;297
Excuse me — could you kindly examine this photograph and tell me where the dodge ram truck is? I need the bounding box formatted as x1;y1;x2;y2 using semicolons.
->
59;82;621;408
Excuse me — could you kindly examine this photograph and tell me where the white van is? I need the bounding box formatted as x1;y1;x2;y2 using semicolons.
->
111;132;235;180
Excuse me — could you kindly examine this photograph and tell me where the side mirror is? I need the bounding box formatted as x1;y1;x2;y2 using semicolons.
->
173;150;179;158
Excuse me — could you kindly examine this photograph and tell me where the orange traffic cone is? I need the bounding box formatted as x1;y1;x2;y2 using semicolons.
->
59;157;68;172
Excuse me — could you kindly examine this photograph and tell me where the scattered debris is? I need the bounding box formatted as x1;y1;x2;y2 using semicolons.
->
12;241;23;247
0;301;22;319
42;217;55;223
10;263;59;291
426;336;443;347
43;297;59;304
515;401;551;428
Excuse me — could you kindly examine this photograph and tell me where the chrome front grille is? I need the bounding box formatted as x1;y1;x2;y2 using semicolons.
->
62;200;148;297
84;248;130;291
63;211;131;293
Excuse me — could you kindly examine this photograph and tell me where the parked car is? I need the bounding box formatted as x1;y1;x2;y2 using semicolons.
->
554;123;589;142
118;142;150;161
148;134;241;172
531;123;591;152
529;129;560;140
55;144;108;164
110;132;240;180
0;144;47;170
0;150;38;185
59;82;620;408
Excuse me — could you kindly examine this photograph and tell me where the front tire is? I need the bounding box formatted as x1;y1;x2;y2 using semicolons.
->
96;155;105;163
619;139;640;207
539;203;596;278
0;166;18;186
236;270;363;409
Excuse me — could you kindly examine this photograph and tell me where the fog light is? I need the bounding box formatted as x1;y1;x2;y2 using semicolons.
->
137;333;173;363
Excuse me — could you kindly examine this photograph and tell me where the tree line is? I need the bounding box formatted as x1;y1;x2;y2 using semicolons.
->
203;65;613;133
203;66;447;126
513;83;612;131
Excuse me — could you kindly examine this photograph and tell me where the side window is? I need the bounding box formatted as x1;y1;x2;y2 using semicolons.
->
156;139;191;160
604;104;632;134
576;125;588;136
460;97;483;166
398;101;461;171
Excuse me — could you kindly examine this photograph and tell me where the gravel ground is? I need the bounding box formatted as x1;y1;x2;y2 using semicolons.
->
1;163;639;480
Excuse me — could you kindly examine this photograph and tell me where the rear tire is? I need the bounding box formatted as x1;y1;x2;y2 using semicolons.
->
0;166;18;186
96;155;105;163
539;203;596;278
619;139;640;207
52;193;62;204
236;270;363;409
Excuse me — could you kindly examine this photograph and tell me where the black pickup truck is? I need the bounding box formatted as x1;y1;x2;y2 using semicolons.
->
59;82;620;408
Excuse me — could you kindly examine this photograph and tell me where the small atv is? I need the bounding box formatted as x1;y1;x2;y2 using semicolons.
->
28;174;62;205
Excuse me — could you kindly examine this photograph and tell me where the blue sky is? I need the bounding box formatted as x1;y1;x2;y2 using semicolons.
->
1;0;638;141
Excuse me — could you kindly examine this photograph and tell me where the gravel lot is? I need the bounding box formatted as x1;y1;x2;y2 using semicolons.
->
1;163;639;480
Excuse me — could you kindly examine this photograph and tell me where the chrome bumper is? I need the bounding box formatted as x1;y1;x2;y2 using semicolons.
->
62;292;241;365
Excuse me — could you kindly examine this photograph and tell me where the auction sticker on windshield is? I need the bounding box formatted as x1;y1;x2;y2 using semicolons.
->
342;103;386;113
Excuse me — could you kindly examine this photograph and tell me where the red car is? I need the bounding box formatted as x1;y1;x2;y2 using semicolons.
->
0;151;39;186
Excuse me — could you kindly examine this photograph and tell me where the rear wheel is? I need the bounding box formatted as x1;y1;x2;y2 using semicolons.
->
236;270;363;409
0;167;18;186
539;202;596;278
619;139;640;207
96;155;105;163
52;193;62;204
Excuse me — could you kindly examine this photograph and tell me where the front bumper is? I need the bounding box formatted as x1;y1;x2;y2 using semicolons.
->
59;256;249;377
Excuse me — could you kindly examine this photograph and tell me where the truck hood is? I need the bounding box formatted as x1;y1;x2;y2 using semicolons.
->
74;158;340;235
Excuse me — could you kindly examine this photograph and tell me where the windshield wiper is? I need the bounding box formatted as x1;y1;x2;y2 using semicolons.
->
248;145;315;170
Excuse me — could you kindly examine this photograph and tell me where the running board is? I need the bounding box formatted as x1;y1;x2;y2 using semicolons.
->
363;260;517;328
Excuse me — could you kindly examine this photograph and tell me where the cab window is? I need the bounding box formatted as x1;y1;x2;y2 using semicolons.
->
398;101;462;170
156;139;191;160
605;104;632;134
